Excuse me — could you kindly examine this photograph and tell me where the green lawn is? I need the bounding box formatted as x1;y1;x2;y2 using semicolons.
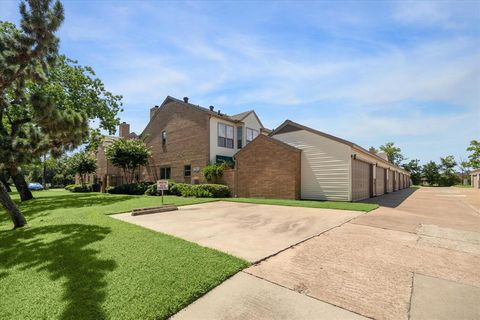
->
225;197;379;212
0;190;247;320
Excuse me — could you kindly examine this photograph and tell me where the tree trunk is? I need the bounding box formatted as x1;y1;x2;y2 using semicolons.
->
0;180;27;228
11;169;34;201
0;173;11;192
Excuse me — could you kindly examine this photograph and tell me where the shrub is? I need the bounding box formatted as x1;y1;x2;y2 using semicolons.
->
65;184;92;192
181;184;229;198
202;163;226;183
107;182;153;195
144;181;185;196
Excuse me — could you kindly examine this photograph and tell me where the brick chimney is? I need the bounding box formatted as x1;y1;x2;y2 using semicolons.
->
150;105;159;119
119;122;130;138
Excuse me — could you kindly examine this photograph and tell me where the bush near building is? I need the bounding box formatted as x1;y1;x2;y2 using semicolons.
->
107;182;153;195
65;184;92;192
145;182;230;198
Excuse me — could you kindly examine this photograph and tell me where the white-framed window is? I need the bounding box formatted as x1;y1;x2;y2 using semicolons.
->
246;127;259;143
218;123;234;149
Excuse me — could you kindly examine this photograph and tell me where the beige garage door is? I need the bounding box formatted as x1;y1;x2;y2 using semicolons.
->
352;159;372;201
376;167;385;196
387;170;393;193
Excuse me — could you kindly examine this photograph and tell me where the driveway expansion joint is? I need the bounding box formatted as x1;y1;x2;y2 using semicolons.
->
241;270;375;320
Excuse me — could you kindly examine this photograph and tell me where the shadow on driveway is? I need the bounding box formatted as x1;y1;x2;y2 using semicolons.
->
361;188;418;208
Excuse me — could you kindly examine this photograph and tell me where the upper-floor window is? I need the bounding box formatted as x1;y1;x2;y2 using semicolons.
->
237;127;243;149
218;123;234;149
246;127;259;143
162;131;167;145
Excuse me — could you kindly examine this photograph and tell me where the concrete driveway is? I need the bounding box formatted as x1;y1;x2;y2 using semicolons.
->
113;201;363;263
173;188;480;320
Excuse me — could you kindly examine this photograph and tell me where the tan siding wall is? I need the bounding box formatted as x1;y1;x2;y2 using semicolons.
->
235;135;301;199
273;130;351;201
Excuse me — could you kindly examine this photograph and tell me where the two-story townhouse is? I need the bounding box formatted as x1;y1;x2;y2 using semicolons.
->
139;96;264;184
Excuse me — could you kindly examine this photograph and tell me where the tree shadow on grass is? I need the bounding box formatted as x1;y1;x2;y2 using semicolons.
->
0;224;116;319
0;193;133;226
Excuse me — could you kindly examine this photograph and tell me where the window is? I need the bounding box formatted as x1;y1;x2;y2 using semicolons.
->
160;167;171;179
184;165;191;177
218;123;234;149
246;128;259;143
162;131;167;145
237;127;243;149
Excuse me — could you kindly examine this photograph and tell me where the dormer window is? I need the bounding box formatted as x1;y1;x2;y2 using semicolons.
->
246;127;259;143
218;123;234;149
162;131;167;145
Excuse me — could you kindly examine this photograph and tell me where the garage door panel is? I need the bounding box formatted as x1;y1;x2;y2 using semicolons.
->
376;167;385;196
352;159;371;201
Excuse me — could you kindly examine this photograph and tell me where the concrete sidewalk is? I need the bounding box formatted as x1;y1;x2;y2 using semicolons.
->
172;187;480;320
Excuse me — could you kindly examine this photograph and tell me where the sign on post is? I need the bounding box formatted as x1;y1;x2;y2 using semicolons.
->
157;180;169;204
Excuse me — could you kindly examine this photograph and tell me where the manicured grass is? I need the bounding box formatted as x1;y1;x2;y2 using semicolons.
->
0;190;248;320
225;197;379;212
453;184;473;188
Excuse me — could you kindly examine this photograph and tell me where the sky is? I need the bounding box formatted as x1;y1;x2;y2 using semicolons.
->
1;0;479;164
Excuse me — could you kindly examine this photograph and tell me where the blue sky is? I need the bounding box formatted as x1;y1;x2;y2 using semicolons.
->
1;0;479;164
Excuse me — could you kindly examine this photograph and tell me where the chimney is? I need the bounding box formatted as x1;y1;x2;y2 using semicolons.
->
209;105;214;111
150;105;159;119
183;97;189;103
119;122;130;138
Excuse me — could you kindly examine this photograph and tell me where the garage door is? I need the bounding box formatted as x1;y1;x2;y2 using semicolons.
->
376;167;385;196
387;170;393;193
352;159;372;201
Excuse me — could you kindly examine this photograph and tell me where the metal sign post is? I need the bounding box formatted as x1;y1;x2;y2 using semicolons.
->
157;180;169;205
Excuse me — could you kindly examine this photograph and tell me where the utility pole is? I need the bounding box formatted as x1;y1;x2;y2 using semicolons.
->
43;153;47;189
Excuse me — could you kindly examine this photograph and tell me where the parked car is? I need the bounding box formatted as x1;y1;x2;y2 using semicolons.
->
28;182;44;191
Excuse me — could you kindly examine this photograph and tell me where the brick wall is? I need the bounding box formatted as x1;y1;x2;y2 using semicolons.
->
140;101;210;183
219;167;236;195
235;134;301;199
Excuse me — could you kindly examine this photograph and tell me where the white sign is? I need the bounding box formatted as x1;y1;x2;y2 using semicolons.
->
157;180;169;191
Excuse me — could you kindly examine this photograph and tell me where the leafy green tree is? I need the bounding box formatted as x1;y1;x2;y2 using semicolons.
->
422;161;440;186
105;139;151;184
439;155;459;186
1;3;122;211
0;0;65;228
67;152;97;186
458;159;471;185
402;159;421;185
368;146;378;154
379;142;405;165
466;140;480;169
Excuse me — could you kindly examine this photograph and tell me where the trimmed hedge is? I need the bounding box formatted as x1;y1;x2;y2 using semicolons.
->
65;184;92;193
107;182;153;195
145;182;229;198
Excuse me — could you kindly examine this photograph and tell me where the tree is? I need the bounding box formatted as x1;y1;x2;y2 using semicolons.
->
402;159;421;185
1;9;122;205
439;155;459;186
368;146;378;154
67;152;97;186
0;0;64;228
105;139;150;184
458;158;471;186
379;142;405;165
466;140;480;169
422;161;440;186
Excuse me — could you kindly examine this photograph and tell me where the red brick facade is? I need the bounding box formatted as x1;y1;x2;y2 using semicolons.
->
234;134;301;199
140;100;211;184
